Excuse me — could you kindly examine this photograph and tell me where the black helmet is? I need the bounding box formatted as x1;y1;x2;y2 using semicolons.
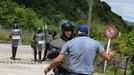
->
13;24;18;29
61;21;74;32
37;27;42;33
60;20;74;41
48;28;53;34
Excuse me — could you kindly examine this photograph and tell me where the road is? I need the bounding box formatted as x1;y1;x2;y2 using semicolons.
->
0;63;51;75
0;43;54;75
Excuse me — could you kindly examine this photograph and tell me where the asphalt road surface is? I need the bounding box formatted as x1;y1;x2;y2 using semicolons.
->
0;43;54;75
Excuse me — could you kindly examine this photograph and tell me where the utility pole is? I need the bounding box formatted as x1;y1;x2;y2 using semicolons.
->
87;0;93;32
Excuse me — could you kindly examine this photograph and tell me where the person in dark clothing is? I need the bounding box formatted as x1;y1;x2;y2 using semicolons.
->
31;37;37;61
42;28;57;61
31;28;45;62
10;24;21;60
46;20;74;75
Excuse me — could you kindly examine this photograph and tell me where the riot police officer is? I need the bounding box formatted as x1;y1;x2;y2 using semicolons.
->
47;28;56;43
32;28;45;62
10;24;21;60
46;20;74;75
42;28;57;61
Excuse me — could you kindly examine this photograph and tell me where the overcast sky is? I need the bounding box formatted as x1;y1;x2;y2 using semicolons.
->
101;0;134;22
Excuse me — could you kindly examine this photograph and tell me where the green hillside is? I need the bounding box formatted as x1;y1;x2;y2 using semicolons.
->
126;21;134;30
0;0;128;32
126;21;134;26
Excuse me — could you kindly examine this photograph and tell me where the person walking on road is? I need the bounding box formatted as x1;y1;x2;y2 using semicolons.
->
44;24;114;75
10;24;21;60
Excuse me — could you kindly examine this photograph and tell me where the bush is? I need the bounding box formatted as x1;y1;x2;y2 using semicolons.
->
0;30;10;43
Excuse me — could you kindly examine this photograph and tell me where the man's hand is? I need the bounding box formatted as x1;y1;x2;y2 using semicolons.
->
44;68;48;75
44;54;65;75
44;67;50;75
100;50;115;61
108;50;114;56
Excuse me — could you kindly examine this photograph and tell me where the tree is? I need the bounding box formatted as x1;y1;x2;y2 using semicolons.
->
127;30;134;74
0;0;43;31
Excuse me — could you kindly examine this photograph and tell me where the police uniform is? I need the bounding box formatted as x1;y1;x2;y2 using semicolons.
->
10;26;21;60
42;29;56;61
46;20;74;75
47;38;70;75
34;31;45;62
46;29;55;43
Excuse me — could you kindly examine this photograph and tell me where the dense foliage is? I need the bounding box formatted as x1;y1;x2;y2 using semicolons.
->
126;21;134;30
9;0;128;32
0;0;43;31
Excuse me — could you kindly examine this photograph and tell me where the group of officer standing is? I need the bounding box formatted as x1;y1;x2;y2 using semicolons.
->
9;24;56;61
31;27;56;62
9;20;71;62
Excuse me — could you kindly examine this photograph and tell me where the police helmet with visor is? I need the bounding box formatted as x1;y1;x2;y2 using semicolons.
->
60;20;74;41
61;21;74;32
37;27;43;33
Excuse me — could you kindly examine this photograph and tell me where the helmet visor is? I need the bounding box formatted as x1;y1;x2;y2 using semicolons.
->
64;26;73;31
